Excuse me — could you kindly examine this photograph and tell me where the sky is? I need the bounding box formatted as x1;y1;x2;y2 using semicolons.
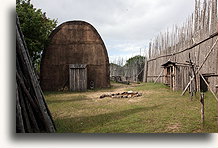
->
31;0;195;63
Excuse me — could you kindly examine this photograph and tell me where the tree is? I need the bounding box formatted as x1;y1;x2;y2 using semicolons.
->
125;55;145;66
124;55;146;82
16;0;57;72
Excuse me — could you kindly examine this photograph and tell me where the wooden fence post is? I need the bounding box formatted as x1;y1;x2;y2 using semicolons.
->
200;92;205;125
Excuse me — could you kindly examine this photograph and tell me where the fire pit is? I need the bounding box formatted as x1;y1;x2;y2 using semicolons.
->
100;91;142;99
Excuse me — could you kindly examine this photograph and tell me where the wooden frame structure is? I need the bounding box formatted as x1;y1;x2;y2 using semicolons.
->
144;0;218;95
161;61;192;91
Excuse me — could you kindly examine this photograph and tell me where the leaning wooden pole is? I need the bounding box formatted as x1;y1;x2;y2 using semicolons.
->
154;69;164;84
199;73;218;101
16;14;56;133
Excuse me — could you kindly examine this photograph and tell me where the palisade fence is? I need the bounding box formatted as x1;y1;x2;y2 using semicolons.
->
144;0;218;95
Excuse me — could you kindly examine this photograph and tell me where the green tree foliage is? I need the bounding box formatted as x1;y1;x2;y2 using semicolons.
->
16;0;57;72
110;63;123;68
125;55;145;66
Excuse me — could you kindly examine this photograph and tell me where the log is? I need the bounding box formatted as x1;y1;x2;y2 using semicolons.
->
200;92;205;125
16;82;25;133
18;85;32;132
16;14;56;133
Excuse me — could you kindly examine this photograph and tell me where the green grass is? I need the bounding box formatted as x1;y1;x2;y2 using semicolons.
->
44;83;218;133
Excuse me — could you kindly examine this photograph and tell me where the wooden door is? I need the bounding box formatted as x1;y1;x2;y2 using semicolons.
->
69;64;87;91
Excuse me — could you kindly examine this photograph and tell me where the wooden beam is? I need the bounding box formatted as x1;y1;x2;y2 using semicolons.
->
148;32;218;62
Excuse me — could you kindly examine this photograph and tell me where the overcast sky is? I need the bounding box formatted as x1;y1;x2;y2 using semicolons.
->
31;0;195;63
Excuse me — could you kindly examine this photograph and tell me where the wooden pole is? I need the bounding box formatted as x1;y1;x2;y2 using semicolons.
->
144;61;148;82
188;53;197;95
200;92;205;124
189;75;193;101
16;82;25;133
154;68;164;84
16;14;56;133
147;32;218;62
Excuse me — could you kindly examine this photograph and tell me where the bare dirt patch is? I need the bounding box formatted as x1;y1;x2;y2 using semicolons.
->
166;123;181;132
85;83;143;99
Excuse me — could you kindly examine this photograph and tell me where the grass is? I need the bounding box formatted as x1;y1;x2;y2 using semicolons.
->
44;82;218;133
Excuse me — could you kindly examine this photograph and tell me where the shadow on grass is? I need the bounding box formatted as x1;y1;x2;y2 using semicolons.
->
55;105;161;133
131;82;170;91
44;82;128;96
46;97;91;104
